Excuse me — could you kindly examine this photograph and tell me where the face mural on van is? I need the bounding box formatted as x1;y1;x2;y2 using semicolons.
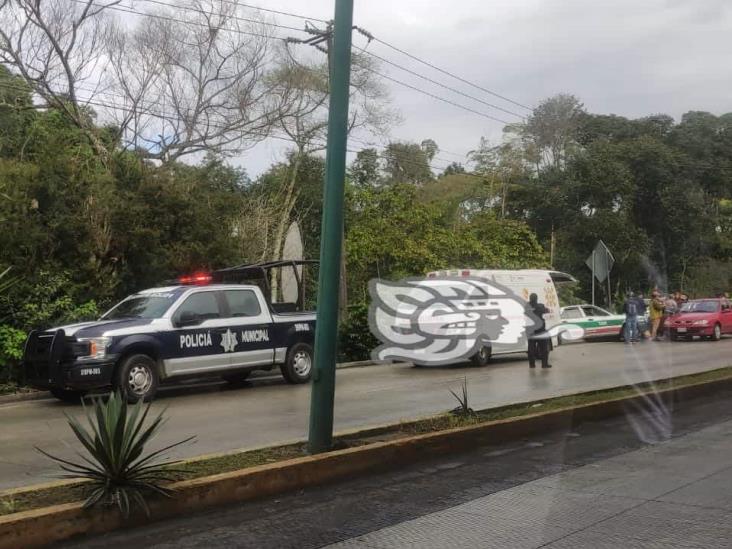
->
368;276;584;366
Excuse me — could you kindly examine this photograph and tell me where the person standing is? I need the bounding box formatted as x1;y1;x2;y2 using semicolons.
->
662;294;678;338
623;291;639;343
649;290;665;340
527;293;551;369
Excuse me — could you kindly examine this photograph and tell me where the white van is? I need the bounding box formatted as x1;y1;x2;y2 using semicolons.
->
425;268;577;363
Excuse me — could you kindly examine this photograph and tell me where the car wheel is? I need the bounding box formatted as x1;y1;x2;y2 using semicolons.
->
50;388;87;403
115;354;159;402
470;345;492;367
281;342;313;384
712;323;722;341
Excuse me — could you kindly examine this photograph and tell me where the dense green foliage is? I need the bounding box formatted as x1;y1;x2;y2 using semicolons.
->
1;60;729;369
490;98;732;303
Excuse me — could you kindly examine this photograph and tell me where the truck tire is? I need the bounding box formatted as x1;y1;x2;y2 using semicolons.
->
115;353;159;402
470;345;492;367
50;388;86;403
281;342;313;384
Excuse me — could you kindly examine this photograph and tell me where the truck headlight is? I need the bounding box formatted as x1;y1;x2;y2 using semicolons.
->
79;337;111;359
692;320;708;326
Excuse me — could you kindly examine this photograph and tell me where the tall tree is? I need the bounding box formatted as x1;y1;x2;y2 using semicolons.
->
382;141;434;185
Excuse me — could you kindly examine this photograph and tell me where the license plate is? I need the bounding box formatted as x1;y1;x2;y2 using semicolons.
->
677;327;687;333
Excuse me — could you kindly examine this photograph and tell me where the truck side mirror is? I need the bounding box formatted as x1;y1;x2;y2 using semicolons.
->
176;311;202;327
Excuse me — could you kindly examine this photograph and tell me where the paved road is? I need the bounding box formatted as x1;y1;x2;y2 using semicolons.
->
1;337;731;491
60;377;732;548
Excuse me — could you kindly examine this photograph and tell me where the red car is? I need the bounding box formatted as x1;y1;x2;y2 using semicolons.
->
665;298;732;341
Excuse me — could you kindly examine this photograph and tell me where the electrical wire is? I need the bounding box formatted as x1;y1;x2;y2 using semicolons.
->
359;65;512;125
354;45;524;119
366;34;533;112
69;0;509;128
130;0;307;33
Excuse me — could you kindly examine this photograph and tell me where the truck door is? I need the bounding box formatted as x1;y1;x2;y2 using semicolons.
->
165;290;229;376
220;289;275;369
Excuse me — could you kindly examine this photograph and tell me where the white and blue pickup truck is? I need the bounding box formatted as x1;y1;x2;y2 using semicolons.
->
22;261;317;402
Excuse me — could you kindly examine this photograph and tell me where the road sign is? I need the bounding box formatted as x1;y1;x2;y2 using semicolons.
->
585;240;614;283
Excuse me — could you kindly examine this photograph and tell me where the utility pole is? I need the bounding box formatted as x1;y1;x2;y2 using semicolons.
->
308;0;354;454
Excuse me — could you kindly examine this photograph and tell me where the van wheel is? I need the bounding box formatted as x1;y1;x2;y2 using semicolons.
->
470;345;492;367
281;343;313;384
115;354;159;402
50;388;86;403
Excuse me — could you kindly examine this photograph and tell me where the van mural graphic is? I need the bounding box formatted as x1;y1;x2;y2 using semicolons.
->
368;277;584;366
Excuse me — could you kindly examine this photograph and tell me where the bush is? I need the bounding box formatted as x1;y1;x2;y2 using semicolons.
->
0;325;27;382
338;302;379;362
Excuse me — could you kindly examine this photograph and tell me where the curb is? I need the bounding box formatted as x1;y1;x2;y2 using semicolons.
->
0;390;48;405
0;360;391;405
2;374;731;549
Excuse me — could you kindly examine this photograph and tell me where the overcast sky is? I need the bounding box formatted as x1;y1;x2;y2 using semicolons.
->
238;0;732;176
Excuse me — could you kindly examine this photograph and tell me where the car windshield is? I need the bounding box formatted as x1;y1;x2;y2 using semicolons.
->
101;294;178;320
680;301;720;313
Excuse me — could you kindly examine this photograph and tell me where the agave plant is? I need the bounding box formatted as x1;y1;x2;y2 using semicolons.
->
37;392;194;517
449;376;475;417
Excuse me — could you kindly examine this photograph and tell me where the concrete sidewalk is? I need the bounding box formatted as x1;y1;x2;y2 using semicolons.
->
328;419;732;548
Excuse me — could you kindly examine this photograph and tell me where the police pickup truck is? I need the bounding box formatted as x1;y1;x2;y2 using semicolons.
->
23;261;317;402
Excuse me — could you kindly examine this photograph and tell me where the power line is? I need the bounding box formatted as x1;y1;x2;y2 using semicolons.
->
362;32;533;112
354;45;524;119
216;0;328;23
69;0;292;41
131;0;307;33
360;65;512;125
72;1;516;129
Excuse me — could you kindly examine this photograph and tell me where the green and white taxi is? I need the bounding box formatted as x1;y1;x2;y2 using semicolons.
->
560;304;626;339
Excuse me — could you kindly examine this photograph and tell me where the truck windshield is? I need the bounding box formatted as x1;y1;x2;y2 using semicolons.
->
101;294;177;320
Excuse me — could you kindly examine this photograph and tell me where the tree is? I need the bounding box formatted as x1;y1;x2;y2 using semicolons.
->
382;141;434;185
440;162;465;177
105;0;284;162
511;93;586;171
261;45;392;277
349;148;380;186
0;0;120;158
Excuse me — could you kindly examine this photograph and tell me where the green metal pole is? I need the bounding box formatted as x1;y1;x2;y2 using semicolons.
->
308;0;354;454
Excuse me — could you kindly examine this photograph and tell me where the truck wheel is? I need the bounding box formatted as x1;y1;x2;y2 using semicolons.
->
115;354;159;402
470;345;492;367
50;388;86;403
281;343;313;384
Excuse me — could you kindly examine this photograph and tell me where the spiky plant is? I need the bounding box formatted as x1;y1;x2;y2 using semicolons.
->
449;376;475;417
37;392;194;517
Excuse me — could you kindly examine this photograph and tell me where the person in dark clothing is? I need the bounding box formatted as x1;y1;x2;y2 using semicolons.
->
623;291;640;343
527;293;551;369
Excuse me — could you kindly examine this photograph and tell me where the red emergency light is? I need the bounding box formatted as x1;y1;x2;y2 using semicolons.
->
178;271;213;285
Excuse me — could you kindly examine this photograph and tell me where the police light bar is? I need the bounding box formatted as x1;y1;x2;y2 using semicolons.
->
178;272;213;285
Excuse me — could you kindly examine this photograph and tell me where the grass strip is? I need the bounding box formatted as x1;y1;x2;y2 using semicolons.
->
2;365;731;517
